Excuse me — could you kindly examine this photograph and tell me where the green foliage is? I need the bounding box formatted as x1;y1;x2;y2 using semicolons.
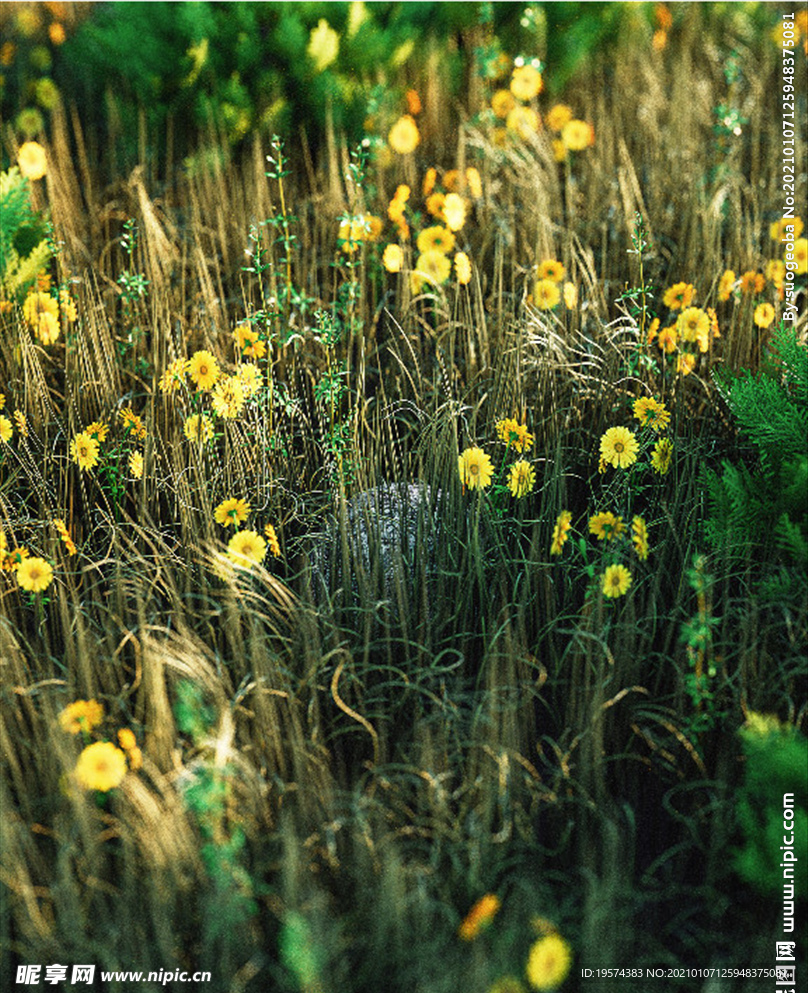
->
0;166;51;299
732;718;808;897
704;326;808;604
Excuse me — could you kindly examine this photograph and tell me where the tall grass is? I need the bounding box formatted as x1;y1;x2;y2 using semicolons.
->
1;10;805;993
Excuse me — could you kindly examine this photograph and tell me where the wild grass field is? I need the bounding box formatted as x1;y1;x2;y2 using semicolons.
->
0;3;806;992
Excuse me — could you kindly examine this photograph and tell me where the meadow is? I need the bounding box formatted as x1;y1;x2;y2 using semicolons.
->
0;3;806;992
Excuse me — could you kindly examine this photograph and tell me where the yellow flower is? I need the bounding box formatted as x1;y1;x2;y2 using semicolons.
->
533;279;561;310
443;193;467;233
793;238;808;275
59;699;104;735
525;933;573;990
717;269;736;302
118;728;137;751
770;216;803;241
70;432;100;471
211;376;246;419
237;363;263;398
383;244;404;273
119;407;146;440
188;349;220;390
458;893;501;941
651;437;673;474
58;289;77;322
227;529;267;569
53;518;77;555
0;415;12;443
551;139;567;163
307;18;339;72
561;119;594;151
84;421;109;443
545;104;573;131
17;140;47;180
740;271;764;295
631;516;650;560
599;426;639;469
754;302;776;329
74;741;127;792
184;413;214;444
491;88;516;119
563;283;578;309
36;311;60;345
465;167;483;199
215;497;251;528
550;510;572;556
454;252;472;285
422;167;438;197
158;357;189;393
506;105;540;140
765;259;786;288
264;523;281;557
13;411;27;439
129;451;144;479
411;250;451;293
537;259;565;283
657;325;678;353
588;511;625;541
676;353;697;376
496;418;534;452
663;282;696;310
23;291;58;329
16;556;54;593
677;307;710;352
508;460;536;498
632;396;670;432
458;447;494;490
417;225;456;256
602;564;632;599
388;115;420;155
510;64;543;101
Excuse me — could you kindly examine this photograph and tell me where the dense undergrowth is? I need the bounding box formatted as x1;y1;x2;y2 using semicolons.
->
0;3;806;992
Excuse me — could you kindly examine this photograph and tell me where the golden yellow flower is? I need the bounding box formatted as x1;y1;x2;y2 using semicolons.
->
552;140;567;163
754;302;776;329
765;259;786;288
84;421;109;443
16;556;54;593
237;362;263;398
550;510;572;556
465;167;483;199
416;226;456;256
118;728;137;751
59;699;104;735
677;307;710;352
537;259;565;283
23;291;58;329
215;497;251;528
717;269;735;302
53;518;77;555
663;282;696;310
0;415;13;443
184;413;214;444
525;933;573;990
510;64;543;101
533;279;561;310
17;140;47;180
589;511;625;541
599;426;639;469
422;167;437;197
676;353;697;376
264;523;281;557
188;349;220;390
458;893;501;941
740;271;764;295
458;447;494;490
443;193;467;232
129;451;144;479
561;119;594;151
793;238;808;275
411;250;451;293
58;289;77;322
36;311;60;345
602;564;632;599
491;88;516;119
651;437;673;474
563;283;578;309
13;411;27;439
454;252;472;285
496;418;534;452
74;741;127;792
632;516;650;561
508;460;536;498
119;407;146;440
70;432;100;471
506;105;540;140
545;104;573;131
227;529;267;569
425;192;446;220
657;324;678;353
383;244;404;273
770;216;803;241
211;376;246;419
158;358;189;393
388;115;420;155
632;396;670;432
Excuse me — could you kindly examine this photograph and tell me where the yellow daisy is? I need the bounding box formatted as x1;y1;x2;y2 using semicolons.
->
74;741;127;792
454;252;472;285
506;105;540;140
754;302;776;329
59;699;104;735
16;556;54;593
211;376;246;420
508;460;536;498
70;432;100;472
264;523;281;557
443;193;467;233
458;447;494;491
188;349;220;391
602;564;632;599
158;358;189;393
561;119;594;151
651;437;673;474
632;397;670;432
717;269;736;302
631;516;650;560
119;407;146;440
227;529;267;569
525;933;573;990
545;104;573;131
510;64;543;101
416;225;456;256
411;250;452;293
184;413;214;443
677;307;710;352
588;511;625;541
599;426;639;469
533;279;561;311
383;244;404;273
215;497;251;528
388;114;420;155
663;282;696;310
0;415;13;443
496;418;534;452
458;893;501;941
129;451;144;479
537;259;565;283
550;510;572;556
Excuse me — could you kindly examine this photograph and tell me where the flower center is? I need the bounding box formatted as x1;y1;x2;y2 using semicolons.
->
614;441;624;453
